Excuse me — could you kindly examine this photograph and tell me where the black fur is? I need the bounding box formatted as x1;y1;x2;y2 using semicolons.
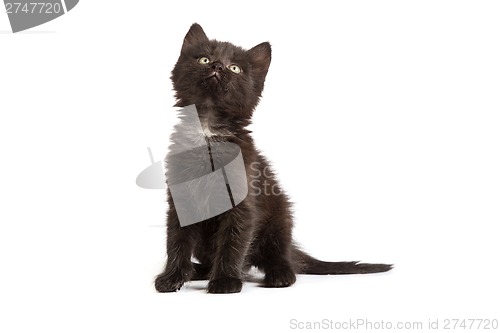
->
155;24;392;294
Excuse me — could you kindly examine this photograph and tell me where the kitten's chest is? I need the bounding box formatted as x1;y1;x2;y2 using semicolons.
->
201;121;227;140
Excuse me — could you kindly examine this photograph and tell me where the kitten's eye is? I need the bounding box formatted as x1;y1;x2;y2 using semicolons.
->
228;64;241;74
198;57;210;64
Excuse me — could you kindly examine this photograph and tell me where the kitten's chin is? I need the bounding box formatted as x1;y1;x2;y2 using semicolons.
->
203;74;229;93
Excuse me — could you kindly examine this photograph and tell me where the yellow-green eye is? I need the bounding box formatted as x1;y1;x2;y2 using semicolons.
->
198;57;210;64
228;64;241;74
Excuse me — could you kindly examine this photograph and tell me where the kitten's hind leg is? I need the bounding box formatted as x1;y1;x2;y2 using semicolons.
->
261;257;296;288
263;265;296;288
257;216;297;288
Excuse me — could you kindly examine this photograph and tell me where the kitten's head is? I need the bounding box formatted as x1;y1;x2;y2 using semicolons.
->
171;23;271;120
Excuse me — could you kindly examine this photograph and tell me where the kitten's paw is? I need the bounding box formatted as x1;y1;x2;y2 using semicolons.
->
154;272;186;293
264;268;296;288
207;277;242;294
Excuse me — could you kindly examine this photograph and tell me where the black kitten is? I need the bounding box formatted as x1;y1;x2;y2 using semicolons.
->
155;23;392;294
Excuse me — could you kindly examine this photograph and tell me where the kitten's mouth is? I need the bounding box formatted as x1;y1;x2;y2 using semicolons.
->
204;72;227;91
207;73;221;82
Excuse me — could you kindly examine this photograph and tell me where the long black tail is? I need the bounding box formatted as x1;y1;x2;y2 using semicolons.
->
292;246;393;275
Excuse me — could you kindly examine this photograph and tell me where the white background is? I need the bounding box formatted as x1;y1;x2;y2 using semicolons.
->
1;1;499;332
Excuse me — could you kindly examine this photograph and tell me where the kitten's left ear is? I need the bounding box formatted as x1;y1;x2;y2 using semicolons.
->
248;42;272;74
181;23;209;54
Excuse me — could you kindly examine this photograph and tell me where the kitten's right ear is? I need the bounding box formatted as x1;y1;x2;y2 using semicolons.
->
181;23;209;54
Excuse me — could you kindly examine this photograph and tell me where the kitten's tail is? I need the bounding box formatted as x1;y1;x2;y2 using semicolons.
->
292;246;393;275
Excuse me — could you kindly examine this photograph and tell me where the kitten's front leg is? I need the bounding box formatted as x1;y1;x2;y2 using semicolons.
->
155;206;196;293
207;206;254;294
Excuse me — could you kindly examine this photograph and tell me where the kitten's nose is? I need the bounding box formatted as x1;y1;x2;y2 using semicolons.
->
211;62;225;72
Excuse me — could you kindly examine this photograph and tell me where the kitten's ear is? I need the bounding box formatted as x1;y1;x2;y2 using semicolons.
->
248;42;272;73
181;23;209;53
